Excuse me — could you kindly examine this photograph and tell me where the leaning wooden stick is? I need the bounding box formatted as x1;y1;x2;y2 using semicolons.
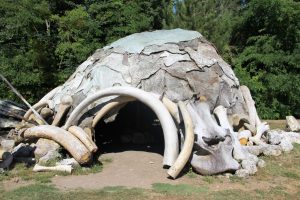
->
0;74;48;125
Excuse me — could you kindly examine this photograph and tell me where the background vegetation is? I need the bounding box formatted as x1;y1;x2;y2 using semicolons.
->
0;0;299;119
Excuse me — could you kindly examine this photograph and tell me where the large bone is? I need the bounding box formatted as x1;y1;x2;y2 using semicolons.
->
68;126;98;152
63;86;179;167
24;125;91;164
23;86;60;123
240;85;259;128
167;101;194;179
52;95;73;126
249;122;270;145
92;94;180;128
213;105;248;161
191;135;240;175
187;102;226;146
229;114;249;132
240;85;270;143
23;100;54;122
33;164;72;173
92;96;135;128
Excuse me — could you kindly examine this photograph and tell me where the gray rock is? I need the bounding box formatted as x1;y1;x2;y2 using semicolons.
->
257;159;266;168
262;145;282;156
12;143;34;157
224;173;233;179
0;139;15;151
247;154;259;164
243;146;263;156
235;169;250;178
267;131;282;145
34;138;60;160
38;150;62;165
0;152;13;169
56;158;79;167
282;131;300;144
286;116;300;132
279;138;293;152
241;160;257;175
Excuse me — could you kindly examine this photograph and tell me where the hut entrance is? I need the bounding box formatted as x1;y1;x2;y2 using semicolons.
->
94;101;164;155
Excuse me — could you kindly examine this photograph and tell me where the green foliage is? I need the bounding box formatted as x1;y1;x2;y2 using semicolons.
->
164;0;240;61
0;0;170;103
232;0;300;118
0;0;298;118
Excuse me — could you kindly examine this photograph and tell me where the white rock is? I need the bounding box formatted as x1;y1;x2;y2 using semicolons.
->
257;159;266;168
235;169;250;178
247;153;259;164
56;158;79;167
0;139;15;151
262;145;282;156
38;150;62;165
279;138;293;152
267;131;282;145
241;160;257;175
286;116;300;132
34;138;60;160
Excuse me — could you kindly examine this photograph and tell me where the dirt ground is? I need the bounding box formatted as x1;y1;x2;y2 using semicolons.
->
52;151;190;190
51;150;299;195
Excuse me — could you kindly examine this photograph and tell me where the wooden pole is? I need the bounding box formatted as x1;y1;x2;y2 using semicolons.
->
0;74;48;125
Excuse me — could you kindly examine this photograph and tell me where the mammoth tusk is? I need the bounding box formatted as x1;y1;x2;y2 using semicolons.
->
33;164;72;173
92;96;135;128
68;126;98;152
92;94;180;128
23;100;54;122
167;101;194;179
240;85;258;128
63;86;179;167
24;125;91;164
151;94;180;123
52;95;73;126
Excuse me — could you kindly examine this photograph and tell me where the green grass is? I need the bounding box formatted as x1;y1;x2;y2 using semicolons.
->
0;184;147;200
203;176;215;184
0;126;299;200
152;183;209;196
0;161;103;183
256;143;300;180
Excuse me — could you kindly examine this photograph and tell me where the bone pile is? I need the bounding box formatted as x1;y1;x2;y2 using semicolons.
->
1;29;299;178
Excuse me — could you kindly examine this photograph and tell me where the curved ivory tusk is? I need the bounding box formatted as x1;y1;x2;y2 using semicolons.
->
68;126;98;152
240;85;262;129
92;94;180;128
92;96;135;128
151;94;180;123
23;100;54;122
24;125;91;164
167;101;194;179
33;164;72;173
52;95;73;126
23;86;60;122
64;86;179;167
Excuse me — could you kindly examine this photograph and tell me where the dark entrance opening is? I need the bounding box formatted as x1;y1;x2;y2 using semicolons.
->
94;101;164;155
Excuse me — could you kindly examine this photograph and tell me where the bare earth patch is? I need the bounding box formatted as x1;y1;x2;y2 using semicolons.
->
52;151;190;190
